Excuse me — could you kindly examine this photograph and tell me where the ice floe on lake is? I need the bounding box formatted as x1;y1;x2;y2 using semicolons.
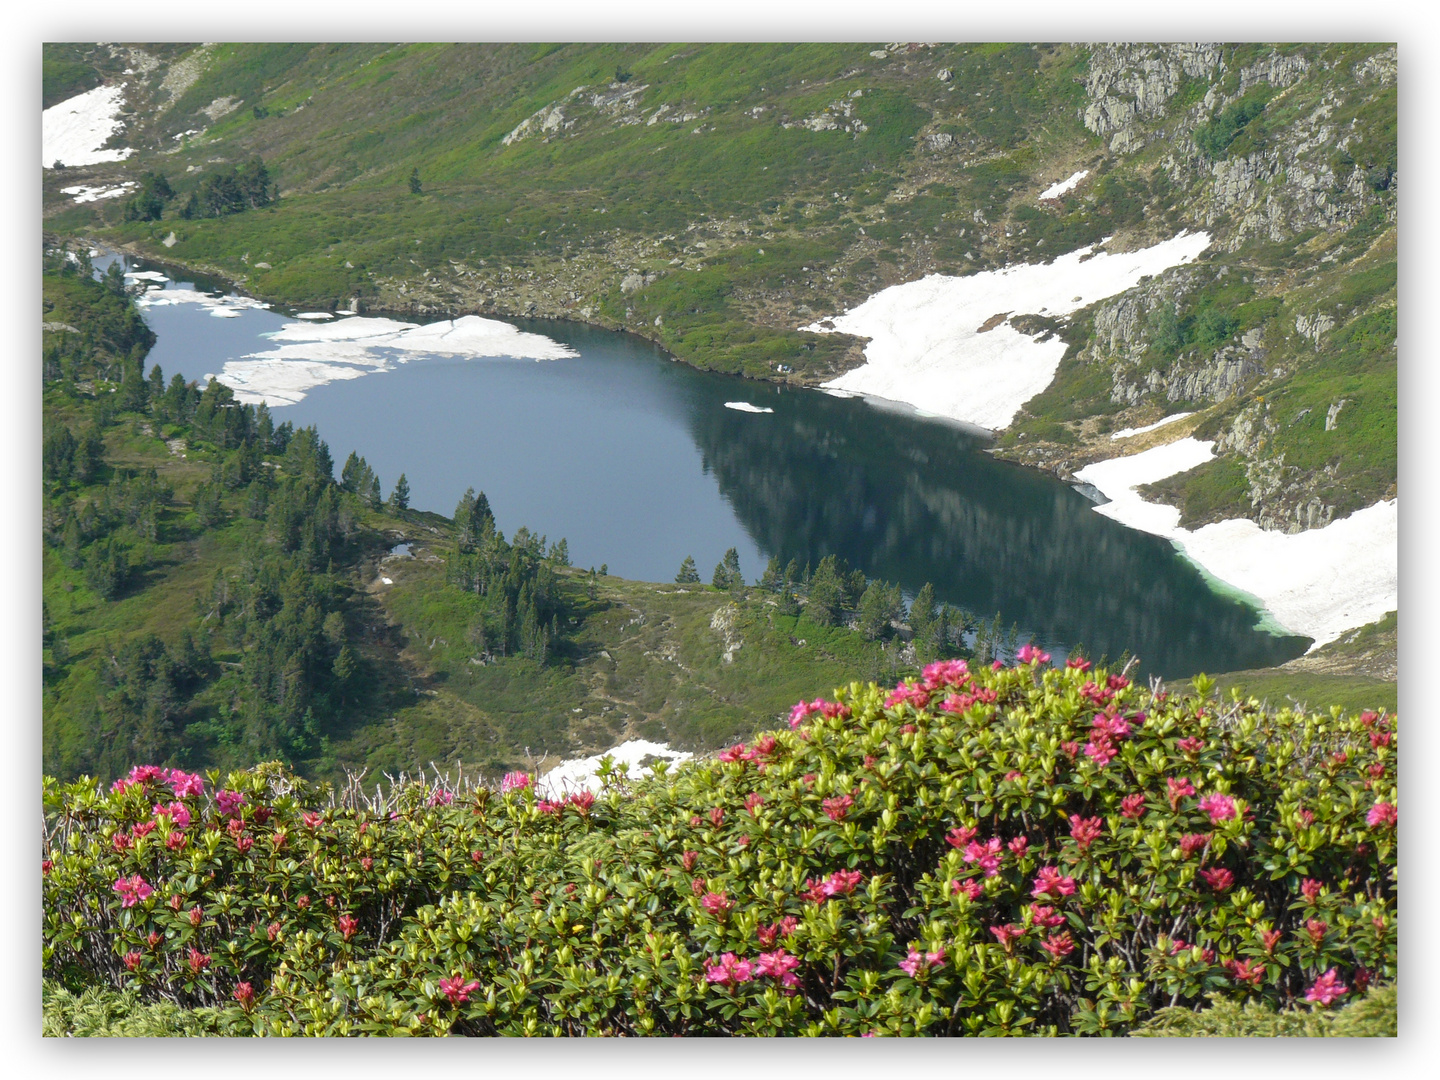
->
212;314;579;406
724;401;775;413
1074;438;1398;650
537;740;693;796
43;85;133;167
804;231;1211;431
1039;170;1089;201
1109;411;1194;440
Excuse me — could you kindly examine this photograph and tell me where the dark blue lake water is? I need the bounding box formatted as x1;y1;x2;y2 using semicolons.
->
112;254;1310;679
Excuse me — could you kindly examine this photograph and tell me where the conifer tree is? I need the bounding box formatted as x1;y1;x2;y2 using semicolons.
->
759;556;783;592
676;556;700;584
389;473;410;512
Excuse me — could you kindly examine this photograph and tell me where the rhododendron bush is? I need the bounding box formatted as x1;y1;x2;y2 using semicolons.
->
42;657;1396;1036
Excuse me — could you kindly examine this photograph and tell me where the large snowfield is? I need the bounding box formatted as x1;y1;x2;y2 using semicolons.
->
43;85;133;168
1075;439;1398;650
804;231;1211;431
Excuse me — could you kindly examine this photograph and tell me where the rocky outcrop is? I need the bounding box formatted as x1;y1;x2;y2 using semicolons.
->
1082;43;1222;152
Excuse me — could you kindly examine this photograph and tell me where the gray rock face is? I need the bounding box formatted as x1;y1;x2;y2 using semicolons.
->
1082;43;1222;152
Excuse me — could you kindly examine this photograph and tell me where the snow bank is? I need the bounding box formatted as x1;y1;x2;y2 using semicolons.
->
724;402;774;414
1110;411;1194;440
295;312;335;320
43;85;133;167
60;182;136;203
805;232;1211;431
1074;438;1398;650
1039;169;1089;201
537;740;693;796
211;314;579;406
136;288;271;320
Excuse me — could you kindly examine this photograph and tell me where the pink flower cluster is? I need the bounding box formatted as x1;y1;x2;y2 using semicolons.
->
1166;776;1195;809
1068;815;1103;851
500;771;532;793
822;794;854;821
884;681;932;711
756;916;799;948
705;948;802;991
1197;793;1237;823
1198;867;1234;892
112;874;153;908
1031;867;1076;899
215;789;247;818
1366;801;1397;828
789;698;850;728
1223;957;1265;986
1083;710;1135;768
153;801;192;829
802;869;864;902
701;891;733;917
1040;931;1075;960
1015;643;1050;665
962;837;1005;877
1120;793;1147;819
439;974;480;1006
1305;968;1348;1006
899;946;947;977
920;659;970;691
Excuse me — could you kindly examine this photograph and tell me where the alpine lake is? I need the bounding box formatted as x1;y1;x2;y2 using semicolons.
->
113;255;1310;681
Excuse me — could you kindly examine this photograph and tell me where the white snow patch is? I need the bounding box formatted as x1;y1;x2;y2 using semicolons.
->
124;270;170;283
1074;438;1398;650
537;740;693;796
60;182;136;203
724;401;774;414
294;312;335;320
1109;411;1194;441
1039;169;1089;201
212;314;578;406
805;232;1211;431
135;288;270;319
43;85;134;167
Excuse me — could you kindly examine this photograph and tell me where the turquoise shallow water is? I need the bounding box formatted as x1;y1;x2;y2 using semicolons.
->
118;255;1310;679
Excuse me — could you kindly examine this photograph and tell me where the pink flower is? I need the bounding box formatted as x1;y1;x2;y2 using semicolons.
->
166;831;188;852
974;687;998;704
756;948;801;986
1224;958;1265;986
1178;833;1208;859
111;777;138;794
989;924;1024;950
1166;777;1196;808
235;835;254;853
1198;867;1234;892
1091;712;1132;739
439;974;480;1006
1301;878;1324;903
1083;736;1117;767
751;735;778;759
111;831;132;853
824;869;864;897
921;659;970;690
1068;816;1103;851
302;811;323;829
822;794;853;821
129;765;165;785
718;743;748;763
1198;793;1237;823
165;770;206;798
233;982;256;1011
681;850;699;872
1305;918;1328;945
215;789;247;818
427;788;454;806
1031;867;1076;899
1008;835;1029;856
992;659;1004;671
153;801;192;829
692;878;706;896
945;825;978;849
789;701;813;728
950;878;983;900
1040;931;1075;960
701;891;733;917
963;837;1004;876
1066;657;1093;673
709;806;725;828
1060;740;1080;757
338;913;358;940
133;820;156;839
885;681;932;710
1029;904;1066;928
123;950;142;972
187;946;211;975
112;875;153;908
899;946;946;977
1260;929;1282;953
536;799;562;815
1297;807;1315;826
1177;736;1206;754
939;692;976;714
1016;643;1050;665
1305;969;1348;1006
1120;794;1146;819
1366;801;1397;828
704;953;755;988
268;921;281;942
500;771;531;793
789;698;850;728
